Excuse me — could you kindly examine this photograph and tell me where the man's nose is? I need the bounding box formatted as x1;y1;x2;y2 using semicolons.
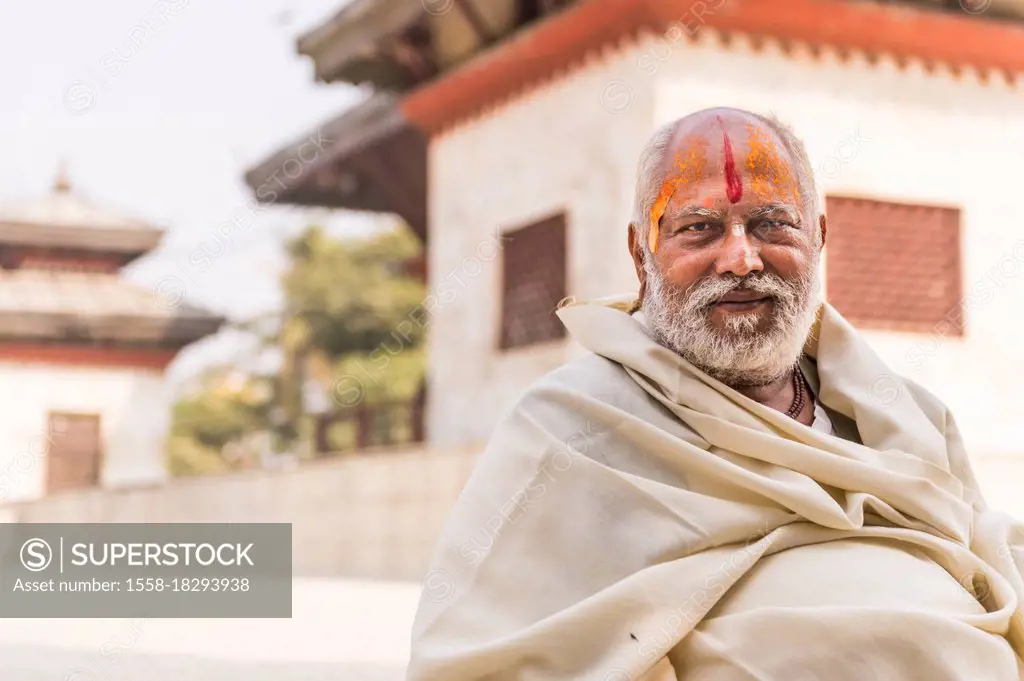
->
714;225;764;277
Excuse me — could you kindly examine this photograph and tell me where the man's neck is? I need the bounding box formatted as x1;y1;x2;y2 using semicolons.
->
728;366;813;425
731;370;793;412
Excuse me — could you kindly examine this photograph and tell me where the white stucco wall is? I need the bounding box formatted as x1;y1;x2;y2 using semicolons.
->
0;362;171;501
427;45;656;447
427;28;1024;478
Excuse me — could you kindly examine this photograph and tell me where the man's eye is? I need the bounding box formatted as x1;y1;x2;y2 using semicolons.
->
683;223;712;233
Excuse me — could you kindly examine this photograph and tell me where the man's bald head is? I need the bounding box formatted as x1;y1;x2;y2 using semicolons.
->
631;108;822;252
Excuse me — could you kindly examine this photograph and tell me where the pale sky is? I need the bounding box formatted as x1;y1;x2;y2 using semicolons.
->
0;0;368;384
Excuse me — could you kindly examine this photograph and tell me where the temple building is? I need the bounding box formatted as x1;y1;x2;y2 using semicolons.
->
247;0;1024;511
0;168;222;500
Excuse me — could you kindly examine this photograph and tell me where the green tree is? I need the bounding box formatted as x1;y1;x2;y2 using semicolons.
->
168;367;273;476
278;222;427;450
168;220;428;474
282;223;426;356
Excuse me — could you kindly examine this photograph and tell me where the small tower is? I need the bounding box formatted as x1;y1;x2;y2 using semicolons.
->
0;166;223;498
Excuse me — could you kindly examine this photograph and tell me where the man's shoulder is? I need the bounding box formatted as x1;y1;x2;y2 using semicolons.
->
521;352;641;408
895;374;951;423
486;352;646;444
500;351;683;449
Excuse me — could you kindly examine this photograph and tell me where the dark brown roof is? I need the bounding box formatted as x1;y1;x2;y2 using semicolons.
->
244;92;406;197
244;93;428;240
297;0;425;83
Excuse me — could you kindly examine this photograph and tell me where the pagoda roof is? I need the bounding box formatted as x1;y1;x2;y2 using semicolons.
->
0;270;223;348
243;92;428;240
0;169;164;261
297;0;426;85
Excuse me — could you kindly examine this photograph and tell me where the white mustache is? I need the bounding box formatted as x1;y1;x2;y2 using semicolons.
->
684;273;797;311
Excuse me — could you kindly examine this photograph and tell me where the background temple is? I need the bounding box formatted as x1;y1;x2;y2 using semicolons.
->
0;167;221;499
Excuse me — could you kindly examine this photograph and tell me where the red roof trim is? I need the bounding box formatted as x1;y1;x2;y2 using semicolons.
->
400;0;1024;134
0;343;177;370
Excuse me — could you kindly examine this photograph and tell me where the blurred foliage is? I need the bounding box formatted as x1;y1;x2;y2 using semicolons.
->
167;368;273;476
168;221;427;475
283;224;426;356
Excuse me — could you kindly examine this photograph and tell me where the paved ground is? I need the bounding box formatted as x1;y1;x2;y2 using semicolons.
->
3;646;401;681
0;579;420;680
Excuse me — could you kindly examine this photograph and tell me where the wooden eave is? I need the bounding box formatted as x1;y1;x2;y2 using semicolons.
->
298;0;426;83
244;93;428;241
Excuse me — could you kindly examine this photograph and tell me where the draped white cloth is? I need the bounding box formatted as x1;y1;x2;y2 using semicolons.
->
407;296;1024;680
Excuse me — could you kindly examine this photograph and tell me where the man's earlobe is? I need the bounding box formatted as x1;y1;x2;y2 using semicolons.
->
627;223;648;300
818;214;828;249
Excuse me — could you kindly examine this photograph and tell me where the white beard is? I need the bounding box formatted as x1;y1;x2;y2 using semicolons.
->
642;258;822;387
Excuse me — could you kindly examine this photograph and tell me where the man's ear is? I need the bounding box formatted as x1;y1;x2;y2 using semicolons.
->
818;214;828;250
627;223;648;301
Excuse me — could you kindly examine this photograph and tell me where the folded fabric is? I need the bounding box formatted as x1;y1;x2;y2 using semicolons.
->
407;296;1024;680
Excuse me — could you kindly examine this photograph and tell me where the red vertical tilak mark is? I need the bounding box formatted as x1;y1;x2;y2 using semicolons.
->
717;117;743;203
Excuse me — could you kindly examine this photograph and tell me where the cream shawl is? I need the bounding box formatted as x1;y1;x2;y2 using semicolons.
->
407;296;1024;680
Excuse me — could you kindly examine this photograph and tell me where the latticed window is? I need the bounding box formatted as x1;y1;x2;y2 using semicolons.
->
499;213;568;349
825;196;963;335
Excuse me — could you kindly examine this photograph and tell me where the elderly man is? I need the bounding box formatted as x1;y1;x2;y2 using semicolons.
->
407;108;1024;680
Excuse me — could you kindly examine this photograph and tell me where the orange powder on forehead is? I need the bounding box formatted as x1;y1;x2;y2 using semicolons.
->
647;138;708;254
648;181;675;253
674;140;709;185
744;124;801;205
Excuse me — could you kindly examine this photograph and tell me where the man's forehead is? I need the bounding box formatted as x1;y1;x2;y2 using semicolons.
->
650;110;803;209
662;110;793;167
